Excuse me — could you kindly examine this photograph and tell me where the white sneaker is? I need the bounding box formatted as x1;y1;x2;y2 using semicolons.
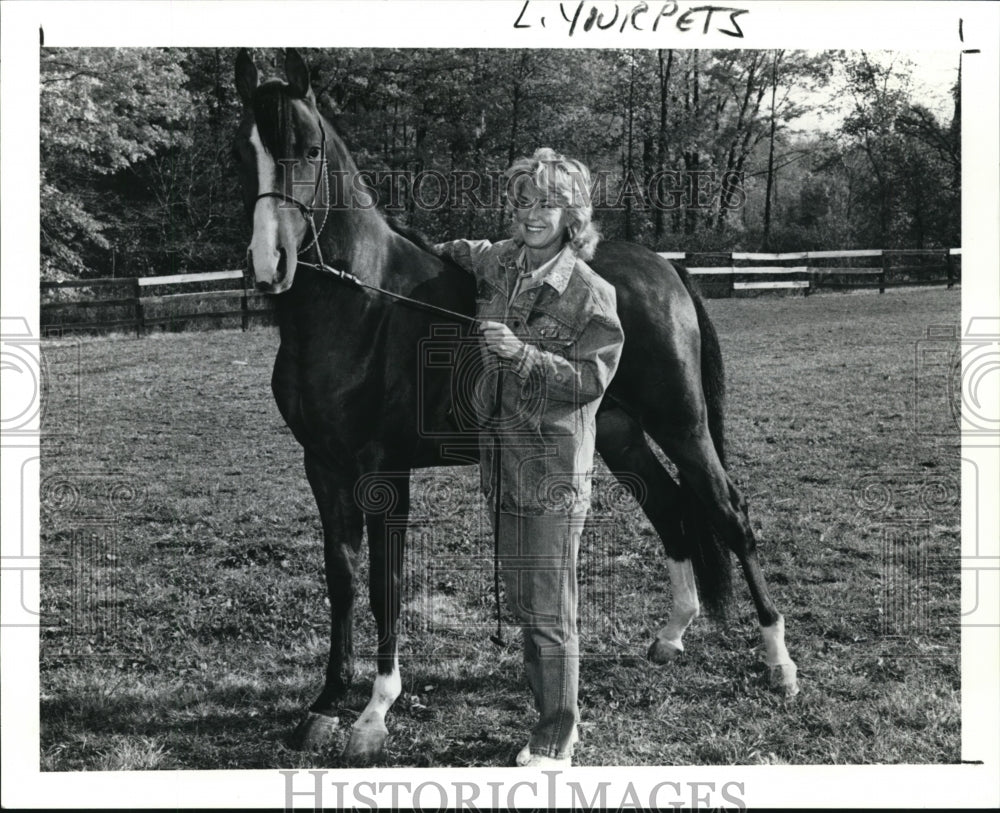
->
524;752;571;768
516;726;579;767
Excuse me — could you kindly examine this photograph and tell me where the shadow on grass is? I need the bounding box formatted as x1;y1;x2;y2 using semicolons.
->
40;666;537;769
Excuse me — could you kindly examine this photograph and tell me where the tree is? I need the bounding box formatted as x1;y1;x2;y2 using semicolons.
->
38;47;956;282
835;51;959;248
40;48;192;279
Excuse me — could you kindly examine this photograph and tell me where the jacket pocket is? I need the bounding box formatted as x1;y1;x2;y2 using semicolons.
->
528;312;582;354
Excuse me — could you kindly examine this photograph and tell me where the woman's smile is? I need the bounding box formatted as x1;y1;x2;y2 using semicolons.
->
516;202;568;262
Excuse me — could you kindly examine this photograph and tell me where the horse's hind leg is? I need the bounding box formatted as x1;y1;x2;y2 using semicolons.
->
654;426;799;697
596;407;701;662
341;470;409;765
290;452;365;750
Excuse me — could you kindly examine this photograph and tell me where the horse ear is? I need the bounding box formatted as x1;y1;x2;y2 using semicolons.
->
235;49;258;106
284;48;312;99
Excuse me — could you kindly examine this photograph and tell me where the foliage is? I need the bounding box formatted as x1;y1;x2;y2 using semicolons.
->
40;48;194;279
39;48;959;279
824;51;960;249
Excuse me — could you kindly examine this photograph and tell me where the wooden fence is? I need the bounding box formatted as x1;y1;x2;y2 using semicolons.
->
41;270;269;337
41;248;961;337
660;248;962;298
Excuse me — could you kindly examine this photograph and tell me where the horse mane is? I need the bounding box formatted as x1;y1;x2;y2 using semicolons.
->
252;80;293;156
251;79;448;265
385;217;442;255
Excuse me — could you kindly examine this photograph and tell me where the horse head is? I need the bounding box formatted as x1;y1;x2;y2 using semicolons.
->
234;48;329;294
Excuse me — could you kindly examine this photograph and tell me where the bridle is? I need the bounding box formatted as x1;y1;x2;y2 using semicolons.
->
247;110;480;328
251;117;331;272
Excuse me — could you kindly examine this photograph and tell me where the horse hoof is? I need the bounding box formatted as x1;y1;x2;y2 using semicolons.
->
289;712;340;750
769;663;799;698
647;637;683;663
341;721;389;765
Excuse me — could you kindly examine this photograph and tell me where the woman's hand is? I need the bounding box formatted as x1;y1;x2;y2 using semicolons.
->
480;320;525;360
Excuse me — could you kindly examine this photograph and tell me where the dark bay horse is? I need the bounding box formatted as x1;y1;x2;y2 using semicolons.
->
233;49;798;764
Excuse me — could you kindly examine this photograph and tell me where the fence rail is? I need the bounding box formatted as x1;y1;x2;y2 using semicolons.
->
666;248;960;298
41;248;961;337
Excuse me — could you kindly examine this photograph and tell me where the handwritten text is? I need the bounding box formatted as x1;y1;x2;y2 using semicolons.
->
514;1;749;38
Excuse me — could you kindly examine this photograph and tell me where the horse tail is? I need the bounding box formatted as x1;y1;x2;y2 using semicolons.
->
689;276;727;468
673;260;732;618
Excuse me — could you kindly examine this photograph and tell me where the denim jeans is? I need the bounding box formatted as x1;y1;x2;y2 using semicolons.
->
497;508;588;759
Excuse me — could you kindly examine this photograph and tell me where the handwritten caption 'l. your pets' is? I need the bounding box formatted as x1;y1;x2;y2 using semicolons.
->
513;1;750;38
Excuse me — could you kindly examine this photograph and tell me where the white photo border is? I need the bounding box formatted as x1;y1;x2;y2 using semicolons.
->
2;0;997;808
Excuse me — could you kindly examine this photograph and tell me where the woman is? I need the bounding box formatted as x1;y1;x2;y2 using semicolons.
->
435;148;625;767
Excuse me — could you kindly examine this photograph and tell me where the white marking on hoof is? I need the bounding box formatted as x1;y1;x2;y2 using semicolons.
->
769;663;800;697
343;717;390;764
343;659;400;763
761;615;799;696
650;559;700;660
648;636;684;663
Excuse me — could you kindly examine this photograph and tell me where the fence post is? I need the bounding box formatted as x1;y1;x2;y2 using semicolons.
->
879;251;888;294
727;252;735;298
946;251;955;289
134;278;144;337
241;270;249;331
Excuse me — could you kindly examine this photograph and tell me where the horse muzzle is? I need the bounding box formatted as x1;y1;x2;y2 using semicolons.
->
248;247;292;293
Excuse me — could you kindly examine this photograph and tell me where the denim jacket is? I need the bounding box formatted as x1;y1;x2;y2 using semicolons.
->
435;238;624;514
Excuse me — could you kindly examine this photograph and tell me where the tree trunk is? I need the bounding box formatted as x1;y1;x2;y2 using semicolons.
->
498;52;529;233
654;49;673;243
624;52;636;241
683;52;700;236
762;52;781;251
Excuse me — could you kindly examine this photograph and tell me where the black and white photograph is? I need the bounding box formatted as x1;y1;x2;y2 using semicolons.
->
2;0;998;808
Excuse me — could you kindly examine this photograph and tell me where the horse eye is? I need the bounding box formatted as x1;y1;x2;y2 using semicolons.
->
307;146;322;160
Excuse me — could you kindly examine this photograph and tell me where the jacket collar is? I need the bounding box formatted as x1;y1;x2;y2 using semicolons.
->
502;242;576;295
540;245;576;294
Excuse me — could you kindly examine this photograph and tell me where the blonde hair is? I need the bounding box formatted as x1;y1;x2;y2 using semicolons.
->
505;147;600;261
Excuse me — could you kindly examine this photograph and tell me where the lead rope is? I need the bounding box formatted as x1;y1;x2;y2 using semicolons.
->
489;363;507;648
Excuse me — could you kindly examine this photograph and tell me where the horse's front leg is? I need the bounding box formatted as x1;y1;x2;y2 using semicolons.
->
342;471;409;764
289;452;364;750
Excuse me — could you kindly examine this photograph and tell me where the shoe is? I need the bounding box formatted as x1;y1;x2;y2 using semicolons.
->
516;726;579;767
524;753;571;768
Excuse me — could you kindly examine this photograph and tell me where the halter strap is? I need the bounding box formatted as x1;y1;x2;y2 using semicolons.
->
254;117;329;260
252;113;479;328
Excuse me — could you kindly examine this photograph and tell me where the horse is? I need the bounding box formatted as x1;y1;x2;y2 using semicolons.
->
232;48;798;765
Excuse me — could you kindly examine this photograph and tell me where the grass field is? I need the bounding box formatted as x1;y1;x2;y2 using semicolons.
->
39;288;962;769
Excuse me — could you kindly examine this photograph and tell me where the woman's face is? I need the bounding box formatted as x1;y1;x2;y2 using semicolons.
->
512;177;570;253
